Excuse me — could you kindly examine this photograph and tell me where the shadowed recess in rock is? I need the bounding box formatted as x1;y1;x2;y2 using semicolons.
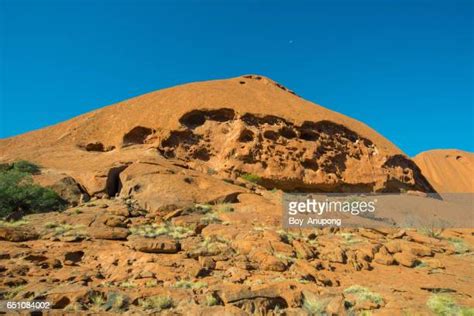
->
158;109;436;193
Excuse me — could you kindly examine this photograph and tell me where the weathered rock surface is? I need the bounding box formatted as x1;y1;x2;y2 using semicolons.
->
88;227;130;240
128;236;181;253
0;75;436;196
0;202;472;314
0;227;39;242
414;149;474;193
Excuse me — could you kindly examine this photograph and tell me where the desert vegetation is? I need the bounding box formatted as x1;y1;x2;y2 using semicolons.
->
0;161;65;218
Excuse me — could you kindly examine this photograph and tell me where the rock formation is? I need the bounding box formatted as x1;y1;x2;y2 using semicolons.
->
414;149;474;193
1;75;472;315
0;75;436;204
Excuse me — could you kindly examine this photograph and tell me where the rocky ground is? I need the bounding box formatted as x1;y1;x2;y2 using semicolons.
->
1;193;473;315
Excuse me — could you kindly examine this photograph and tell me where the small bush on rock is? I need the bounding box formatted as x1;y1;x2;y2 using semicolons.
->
139;295;173;311
343;285;383;309
130;223;194;239
241;173;261;183
205;294;219;306
302;294;330;314
427;294;474;315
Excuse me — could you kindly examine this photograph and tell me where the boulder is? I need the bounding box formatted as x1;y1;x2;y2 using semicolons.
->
0;227;39;242
394;252;418;267
320;246;346;263
374;253;395;265
119;162;245;211
34;173;89;206
128;236;181;253
88;227;130;240
400;242;433;257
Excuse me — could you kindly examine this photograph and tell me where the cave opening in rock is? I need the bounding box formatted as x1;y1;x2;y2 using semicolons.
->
105;165;129;197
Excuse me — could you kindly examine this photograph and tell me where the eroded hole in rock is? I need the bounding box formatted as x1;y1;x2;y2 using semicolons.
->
192;148;210;161
106;165;129;197
64;251;84;264
301;159;318;171
179;110;206;128
85;142;104;152
298;129;319;141
179;108;236;129
162;130;199;148
263;130;279;141
308;120;359;142
122;126;154;146
241;113;289;127
206;108;235;122
24;255;48;262
362;138;374;147
243;75;262;80
273;81;297;95
239;129;255;142
279;126;297;139
79;142;115;152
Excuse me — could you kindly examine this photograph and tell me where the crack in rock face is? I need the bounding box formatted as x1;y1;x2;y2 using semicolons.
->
159;109;435;193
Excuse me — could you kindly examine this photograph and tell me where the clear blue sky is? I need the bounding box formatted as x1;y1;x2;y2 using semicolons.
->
1;0;472;156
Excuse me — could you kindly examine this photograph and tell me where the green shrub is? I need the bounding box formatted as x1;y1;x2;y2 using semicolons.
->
302;294;330;314
0;219;28;227
43;222;86;237
241;173;261;183
130;223;194;239
205;294;219;306
427;294;474;315
447;237;470;254
0;165;65;218
104;292;127;311
119;280;137;289
90;292;106;309
11;160;41;174
216;203;234;213
343;285;383;308
3;285;25;300
145;279;158;288
139;295;173;310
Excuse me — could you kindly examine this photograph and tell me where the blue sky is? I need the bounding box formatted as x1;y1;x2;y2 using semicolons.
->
0;0;472;156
